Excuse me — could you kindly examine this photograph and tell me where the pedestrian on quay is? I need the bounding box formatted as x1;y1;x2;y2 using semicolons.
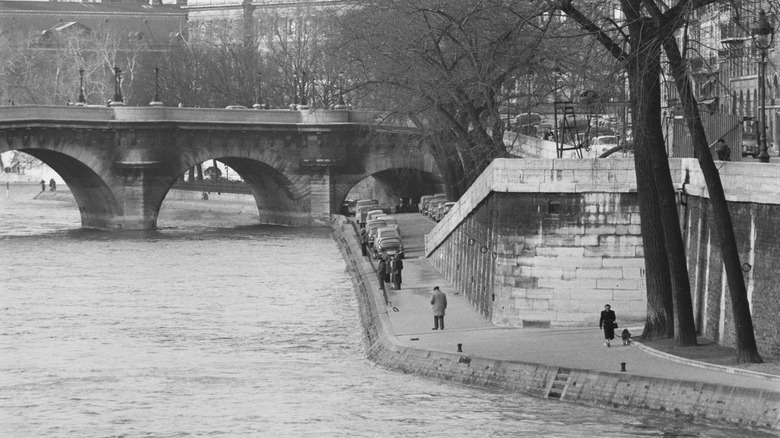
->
377;255;387;292
40;180;46;192
430;286;447;330
383;253;391;284
716;138;731;161
599;304;617;347
49;178;56;191
391;253;403;290
360;228;368;257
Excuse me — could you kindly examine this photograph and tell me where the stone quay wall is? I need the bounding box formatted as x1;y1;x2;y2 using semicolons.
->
426;159;647;328
330;216;780;431
424;158;780;359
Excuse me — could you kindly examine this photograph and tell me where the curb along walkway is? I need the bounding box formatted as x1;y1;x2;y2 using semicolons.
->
340;213;780;431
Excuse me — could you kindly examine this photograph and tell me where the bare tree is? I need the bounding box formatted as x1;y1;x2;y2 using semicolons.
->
660;1;763;362
557;0;698;345
335;1;560;197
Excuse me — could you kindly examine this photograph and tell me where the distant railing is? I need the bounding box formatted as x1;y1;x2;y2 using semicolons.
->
172;180;252;194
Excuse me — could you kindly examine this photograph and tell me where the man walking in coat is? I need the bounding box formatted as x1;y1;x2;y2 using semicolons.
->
430;286;447;330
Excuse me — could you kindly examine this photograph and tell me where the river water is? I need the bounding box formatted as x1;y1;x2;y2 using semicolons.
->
0;182;769;437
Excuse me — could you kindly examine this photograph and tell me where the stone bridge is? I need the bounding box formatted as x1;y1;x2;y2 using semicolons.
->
0;106;442;230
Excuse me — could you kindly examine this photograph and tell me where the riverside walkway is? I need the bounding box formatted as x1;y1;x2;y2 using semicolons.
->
368;213;780;393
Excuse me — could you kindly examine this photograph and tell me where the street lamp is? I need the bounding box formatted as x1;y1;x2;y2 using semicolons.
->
253;71;264;109
292;71;299;106
335;71;346;109
77;67;85;105
299;70;309;108
150;66;163;106
111;65;124;106
753;9;774;162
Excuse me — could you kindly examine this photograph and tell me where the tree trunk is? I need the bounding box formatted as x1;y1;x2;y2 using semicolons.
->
663;37;763;362
630;31;697;346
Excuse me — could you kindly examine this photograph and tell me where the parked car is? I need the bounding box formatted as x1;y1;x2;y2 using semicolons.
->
366;209;385;222
375;215;400;233
341;199;356;216
590;135;620;153
423;195;447;217
366;219;389;247
418;195;435;214
356;205;373;226
373;226;404;258
742;132;757;157
434;202;456;221
427;199;448;218
374;236;404;259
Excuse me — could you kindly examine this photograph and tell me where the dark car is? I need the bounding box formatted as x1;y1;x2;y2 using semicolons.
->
742;132;757;157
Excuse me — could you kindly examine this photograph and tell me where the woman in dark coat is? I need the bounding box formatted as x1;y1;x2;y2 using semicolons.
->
599;304;617;347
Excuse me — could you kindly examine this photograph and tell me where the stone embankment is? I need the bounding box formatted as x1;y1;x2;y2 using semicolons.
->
330;216;779;432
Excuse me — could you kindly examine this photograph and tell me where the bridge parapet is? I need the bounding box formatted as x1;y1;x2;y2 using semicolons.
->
0;105;379;127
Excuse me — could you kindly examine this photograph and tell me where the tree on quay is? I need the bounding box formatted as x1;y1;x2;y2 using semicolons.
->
659;2;763;362
335;0;559;198
556;0;697;345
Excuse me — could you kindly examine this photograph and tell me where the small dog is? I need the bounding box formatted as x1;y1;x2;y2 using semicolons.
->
621;329;631;345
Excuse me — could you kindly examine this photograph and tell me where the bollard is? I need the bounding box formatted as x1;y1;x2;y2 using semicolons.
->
620;362;626;372
457;343;462;352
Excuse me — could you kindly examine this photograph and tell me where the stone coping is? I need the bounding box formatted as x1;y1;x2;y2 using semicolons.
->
426;158;780;256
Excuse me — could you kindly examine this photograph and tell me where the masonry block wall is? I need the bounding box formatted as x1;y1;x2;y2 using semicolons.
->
427;159;646;327
429;191;646;327
682;188;780;358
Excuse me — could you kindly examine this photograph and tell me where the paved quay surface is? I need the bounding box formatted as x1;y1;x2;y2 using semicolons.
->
364;213;780;393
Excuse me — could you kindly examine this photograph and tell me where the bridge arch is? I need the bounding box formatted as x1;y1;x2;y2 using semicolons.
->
162;136;312;225
0;136;124;229
335;167;444;212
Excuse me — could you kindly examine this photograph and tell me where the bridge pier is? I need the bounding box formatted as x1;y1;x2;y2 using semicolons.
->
107;162;164;230
309;167;335;225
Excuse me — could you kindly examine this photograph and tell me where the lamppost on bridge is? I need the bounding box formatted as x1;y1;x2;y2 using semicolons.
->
77;67;86;106
111;65;124;107
753;9;774;162
150;66;163;106
253;71;265;109
292;71;299;108
299;70;309;109
335;71;347;110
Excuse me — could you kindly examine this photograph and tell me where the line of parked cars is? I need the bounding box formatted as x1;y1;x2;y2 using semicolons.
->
353;198;404;259
418;193;454;222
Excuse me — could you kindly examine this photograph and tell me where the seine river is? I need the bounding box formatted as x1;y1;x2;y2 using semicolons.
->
0;182;768;437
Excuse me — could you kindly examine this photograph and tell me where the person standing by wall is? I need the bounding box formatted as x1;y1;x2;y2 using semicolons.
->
599;304;617;347
377;255;387;295
711;138;731;161
383;253;391;284
717;138;731;161
430;286;447;330
360;228;368;257
391;253;403;290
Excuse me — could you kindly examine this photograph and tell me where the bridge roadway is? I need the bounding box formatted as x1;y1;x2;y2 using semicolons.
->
369;213;779;392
